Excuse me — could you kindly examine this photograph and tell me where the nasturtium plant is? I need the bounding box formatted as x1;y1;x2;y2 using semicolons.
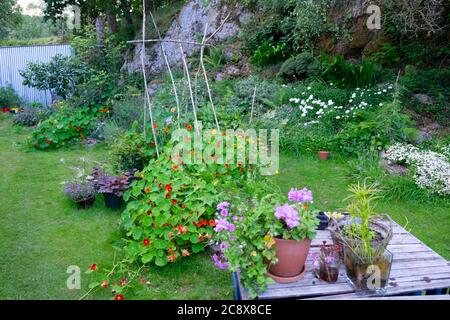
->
121;152;227;267
30;106;101;149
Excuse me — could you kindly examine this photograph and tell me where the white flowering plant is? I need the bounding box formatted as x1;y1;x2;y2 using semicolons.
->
385;143;450;196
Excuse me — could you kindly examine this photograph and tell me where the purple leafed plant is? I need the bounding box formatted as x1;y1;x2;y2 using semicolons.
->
93;167;130;197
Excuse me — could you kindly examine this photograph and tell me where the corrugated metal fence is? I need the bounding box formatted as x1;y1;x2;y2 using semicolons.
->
0;44;73;106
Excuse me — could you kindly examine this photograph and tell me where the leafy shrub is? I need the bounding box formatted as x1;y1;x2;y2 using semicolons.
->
321;55;383;89
0;86;22;107
30;106;98;149
13;105;52;126
400;67;450;124
121;154;222;267
20;54;83;99
278;52;321;81
250;41;288;67
110;128;156;172
337;102;416;155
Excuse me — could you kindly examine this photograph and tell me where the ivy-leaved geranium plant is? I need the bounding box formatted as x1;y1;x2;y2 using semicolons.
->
212;184;318;298
121;152;222;267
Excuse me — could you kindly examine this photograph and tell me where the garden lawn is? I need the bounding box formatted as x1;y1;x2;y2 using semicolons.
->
0;114;449;300
0;114;231;300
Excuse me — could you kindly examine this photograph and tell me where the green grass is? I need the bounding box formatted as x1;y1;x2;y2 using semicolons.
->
274;154;450;259
0;114;449;300
0;114;231;300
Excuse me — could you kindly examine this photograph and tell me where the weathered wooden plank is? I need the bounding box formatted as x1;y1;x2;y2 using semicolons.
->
237;220;450;300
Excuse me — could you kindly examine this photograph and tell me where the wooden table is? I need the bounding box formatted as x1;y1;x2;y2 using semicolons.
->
234;222;450;300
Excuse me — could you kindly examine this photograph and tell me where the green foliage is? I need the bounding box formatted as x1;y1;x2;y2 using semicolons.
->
20;54;83;99
337;102;416;155
321;55;382;89
250;41;288;67
400;67;450;125
278;52;321;81
110;127;156;172
30;105;99;149
291;0;335;50
0;86;22;107
121;154;223;267
0;0;22;40
203;47;226;71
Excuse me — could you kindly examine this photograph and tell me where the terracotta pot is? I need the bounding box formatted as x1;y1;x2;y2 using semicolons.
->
269;237;312;279
318;151;330;160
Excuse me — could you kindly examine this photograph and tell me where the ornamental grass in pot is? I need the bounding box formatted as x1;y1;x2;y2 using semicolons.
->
332;182;393;296
61;157;97;209
65;181;96;209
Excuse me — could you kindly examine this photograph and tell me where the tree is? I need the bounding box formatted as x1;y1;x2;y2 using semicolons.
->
0;0;23;40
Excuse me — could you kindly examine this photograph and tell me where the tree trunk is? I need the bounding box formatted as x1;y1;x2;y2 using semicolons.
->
95;16;105;42
107;12;117;33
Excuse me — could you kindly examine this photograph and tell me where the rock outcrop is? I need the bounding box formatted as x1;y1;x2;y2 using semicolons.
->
123;0;250;75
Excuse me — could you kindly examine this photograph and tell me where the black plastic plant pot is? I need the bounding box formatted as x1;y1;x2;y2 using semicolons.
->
103;193;123;209
77;198;95;209
316;212;329;230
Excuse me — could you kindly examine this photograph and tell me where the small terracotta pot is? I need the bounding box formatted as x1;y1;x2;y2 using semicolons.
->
269;237;312;280
318;151;330;160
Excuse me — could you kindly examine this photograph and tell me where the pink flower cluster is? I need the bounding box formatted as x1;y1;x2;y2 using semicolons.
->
288;188;313;203
274;203;300;229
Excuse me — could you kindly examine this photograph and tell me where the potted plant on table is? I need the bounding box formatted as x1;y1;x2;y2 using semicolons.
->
329;182;393;296
268;187;318;283
211;184;318;298
93;167;130;209
311;240;341;283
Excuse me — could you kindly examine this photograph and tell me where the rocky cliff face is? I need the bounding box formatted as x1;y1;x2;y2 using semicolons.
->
123;0;250;75
318;0;386;60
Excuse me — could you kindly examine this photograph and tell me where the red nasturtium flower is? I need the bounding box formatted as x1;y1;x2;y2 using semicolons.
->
181;204;187;209
167;253;177;262
303;204;308;210
152;123;157;129
147;210;152;216
90;264;97;271
158;182;162;188
144;187;150;193
209;219;216;227
143;238;150;247
185;124;192;131
101;280;108;288
171;199;178;205
205;234;211;240
225;163;230;169
198;234;203;242
164;184;172;192
45;139;52;144
120;278;127;286
114;294;125;300
150;141;156;147
182;250;190;257
172;165;179;171
168;231;173;239
168;246;173;253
